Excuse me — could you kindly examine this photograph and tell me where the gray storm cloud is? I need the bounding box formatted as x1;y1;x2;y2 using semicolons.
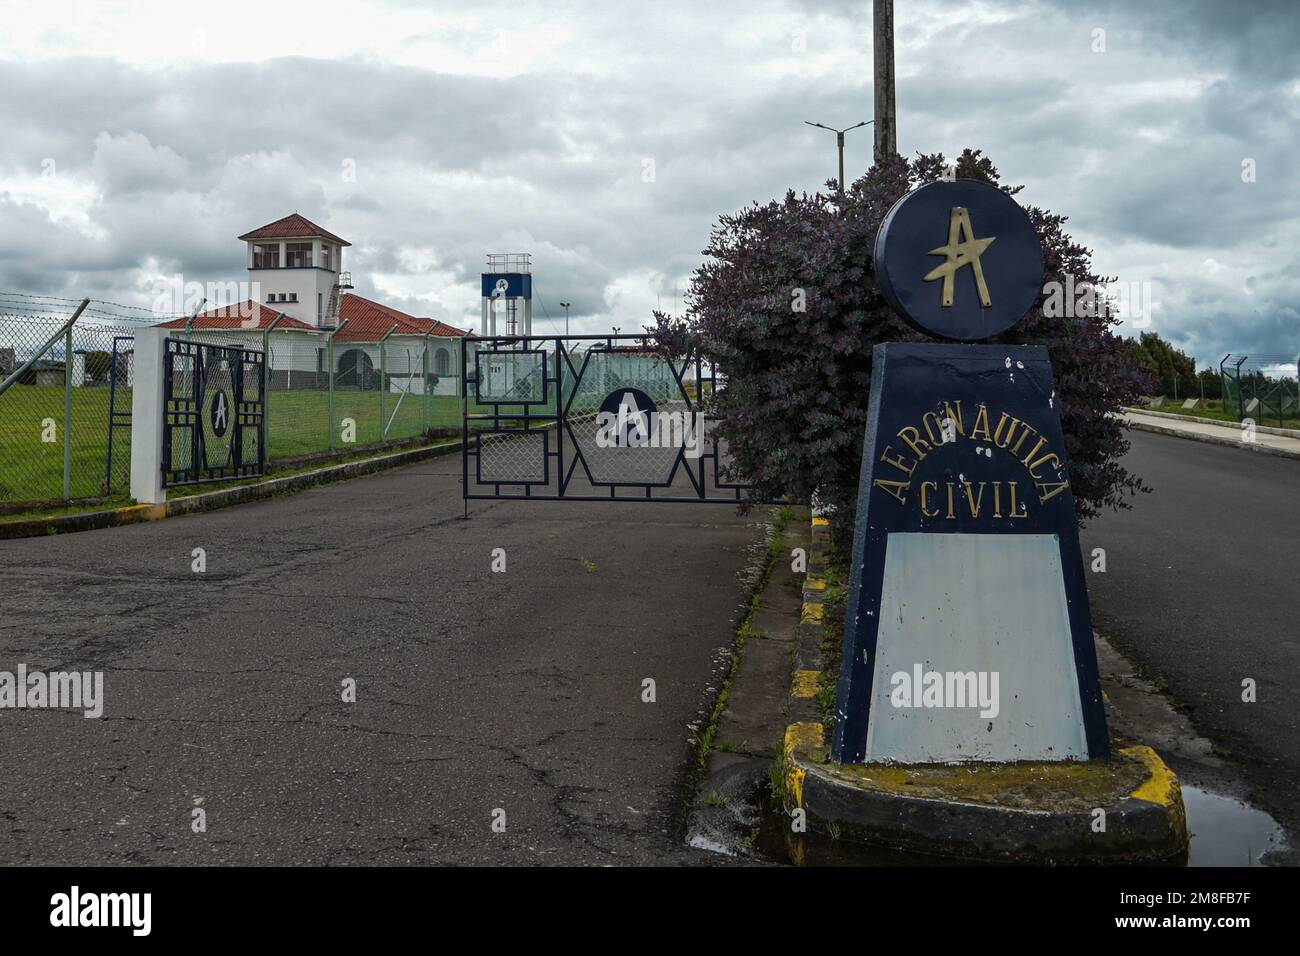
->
0;0;1295;358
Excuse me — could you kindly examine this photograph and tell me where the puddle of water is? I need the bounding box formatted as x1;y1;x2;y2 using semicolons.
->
1182;785;1286;866
686;833;736;857
741;784;1288;867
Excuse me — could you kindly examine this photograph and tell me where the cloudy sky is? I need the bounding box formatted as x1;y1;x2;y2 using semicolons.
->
0;0;1296;368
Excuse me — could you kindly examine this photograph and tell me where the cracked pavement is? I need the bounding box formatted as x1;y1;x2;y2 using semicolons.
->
0;454;769;865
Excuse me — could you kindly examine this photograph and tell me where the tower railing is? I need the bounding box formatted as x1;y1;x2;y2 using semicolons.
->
486;254;531;274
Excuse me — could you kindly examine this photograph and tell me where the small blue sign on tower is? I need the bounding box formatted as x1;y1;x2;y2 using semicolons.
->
832;180;1109;765
480;273;532;300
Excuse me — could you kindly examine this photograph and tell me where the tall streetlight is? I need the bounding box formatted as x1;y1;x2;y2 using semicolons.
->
805;120;872;195
560;301;571;336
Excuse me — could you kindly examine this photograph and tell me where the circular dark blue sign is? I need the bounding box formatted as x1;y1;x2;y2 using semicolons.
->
209;389;230;438
598;387;657;446
874;179;1044;341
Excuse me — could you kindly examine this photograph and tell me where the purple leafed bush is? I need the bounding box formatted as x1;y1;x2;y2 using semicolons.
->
653;148;1154;537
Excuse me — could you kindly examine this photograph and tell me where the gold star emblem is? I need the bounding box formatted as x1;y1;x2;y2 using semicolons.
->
924;206;996;307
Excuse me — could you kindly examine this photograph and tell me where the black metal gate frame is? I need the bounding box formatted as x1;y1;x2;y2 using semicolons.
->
162;337;266;488
461;333;752;503
105;334;134;492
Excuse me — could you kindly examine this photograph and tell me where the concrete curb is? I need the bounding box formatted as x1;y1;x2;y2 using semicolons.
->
1127;406;1300;439
779;512;1190;863
783;722;1189;863
789;514;831;729
1123;416;1300;462
0;440;461;541
0;502;168;540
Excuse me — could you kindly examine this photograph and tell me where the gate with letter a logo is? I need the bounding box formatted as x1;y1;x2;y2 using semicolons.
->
162;337;265;487
460;333;754;504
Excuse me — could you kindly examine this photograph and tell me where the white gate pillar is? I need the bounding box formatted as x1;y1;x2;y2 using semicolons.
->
130;327;168;505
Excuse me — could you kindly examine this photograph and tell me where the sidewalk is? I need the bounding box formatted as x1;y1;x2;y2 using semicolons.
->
1123;409;1300;460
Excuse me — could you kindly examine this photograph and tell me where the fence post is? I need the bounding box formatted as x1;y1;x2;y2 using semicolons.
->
422;332;431;435
1235;355;1248;420
130;327;167;505
183;298;207;346
63;321;75;498
326;318;349;452
379;323;398;440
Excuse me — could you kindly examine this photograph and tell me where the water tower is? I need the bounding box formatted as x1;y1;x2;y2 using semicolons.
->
481;253;532;337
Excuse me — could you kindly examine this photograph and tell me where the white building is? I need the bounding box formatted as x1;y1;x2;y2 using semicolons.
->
157;213;470;395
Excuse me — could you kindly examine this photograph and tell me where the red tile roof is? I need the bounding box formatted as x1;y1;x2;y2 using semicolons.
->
238;213;351;247
337;294;469;341
155;302;317;331
152;296;469;341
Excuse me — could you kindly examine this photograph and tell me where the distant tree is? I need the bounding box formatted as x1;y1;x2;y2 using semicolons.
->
1131;332;1195;397
654;148;1155;537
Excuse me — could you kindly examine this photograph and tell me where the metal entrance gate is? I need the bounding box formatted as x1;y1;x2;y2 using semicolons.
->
461;334;752;503
105;334;134;493
162;337;266;487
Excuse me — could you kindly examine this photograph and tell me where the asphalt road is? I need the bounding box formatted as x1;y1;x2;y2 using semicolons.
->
0;454;768;865
1081;428;1300;843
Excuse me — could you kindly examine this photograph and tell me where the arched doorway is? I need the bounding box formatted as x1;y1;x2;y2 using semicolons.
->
337;349;375;389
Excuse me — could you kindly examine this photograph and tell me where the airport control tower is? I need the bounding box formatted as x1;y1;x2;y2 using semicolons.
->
481;253;532;337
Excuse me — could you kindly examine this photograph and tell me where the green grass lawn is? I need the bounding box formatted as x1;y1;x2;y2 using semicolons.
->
0;384;122;503
1;383;557;505
1145;398;1300;430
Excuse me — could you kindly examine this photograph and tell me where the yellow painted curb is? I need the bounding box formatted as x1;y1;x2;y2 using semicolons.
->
791;670;822;699
117;503;168;522
783;722;824;808
804;576;827;591
800;602;824;624
812;516;830;527
1124;745;1179;807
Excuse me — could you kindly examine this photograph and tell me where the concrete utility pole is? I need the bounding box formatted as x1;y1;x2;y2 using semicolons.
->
805;120;871;194
873;0;897;162
560;301;571;336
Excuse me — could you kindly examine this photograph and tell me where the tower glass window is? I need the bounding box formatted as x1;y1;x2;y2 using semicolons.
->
252;244;280;268
286;242;313;268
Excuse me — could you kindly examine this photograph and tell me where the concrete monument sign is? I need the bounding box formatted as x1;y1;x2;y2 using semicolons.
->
832;180;1109;764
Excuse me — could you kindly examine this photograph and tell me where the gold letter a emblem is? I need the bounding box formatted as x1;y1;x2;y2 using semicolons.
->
924;207;996;307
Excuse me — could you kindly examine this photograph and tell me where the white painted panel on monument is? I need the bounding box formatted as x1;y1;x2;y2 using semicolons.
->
864;532;1088;763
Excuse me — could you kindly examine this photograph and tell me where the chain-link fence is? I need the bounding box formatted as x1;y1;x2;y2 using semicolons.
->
262;329;464;461
1;292;471;510
1220;354;1300;429
0;295;162;509
1146;370;1223;405
1143;358;1300;429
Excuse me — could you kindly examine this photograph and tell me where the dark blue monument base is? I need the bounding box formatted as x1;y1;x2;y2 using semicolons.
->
831;342;1109;764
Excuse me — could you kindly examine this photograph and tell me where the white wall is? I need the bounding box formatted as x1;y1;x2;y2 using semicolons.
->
246;238;341;326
